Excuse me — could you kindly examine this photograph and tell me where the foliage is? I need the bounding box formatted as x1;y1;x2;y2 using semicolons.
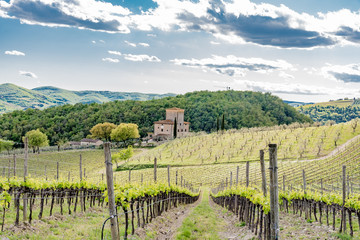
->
24;129;49;153
110;123;140;145
298;104;360;123
89;122;116;141
0;90;312;145
112;146;134;167
0;139;14;153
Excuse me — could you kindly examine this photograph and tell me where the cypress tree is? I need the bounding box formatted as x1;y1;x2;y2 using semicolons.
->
221;114;225;131
173;117;177;138
216;116;220;132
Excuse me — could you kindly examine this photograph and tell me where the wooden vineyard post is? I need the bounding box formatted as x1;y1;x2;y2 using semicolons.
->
80;154;83;181
321;178;323;195
129;170;131;183
57;162;59;181
342;165;347;234
7;157;10;180
260;150;267;196
225;177;228;189
68;171;70;181
104;142;119;240
154;157;157;183
13;154;16;177
181;176;183;187
302;170;306;194
23;137;29;222
84;168;86;179
45;165;47;180
269;144;279;240
230;171;233;188
176;170;178;185
283;175;285;192
167;166;170;186
246;161;250;187
236;166;239;186
141;174;143;184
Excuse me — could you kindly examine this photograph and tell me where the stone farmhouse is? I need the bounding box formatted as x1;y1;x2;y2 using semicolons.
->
152;107;190;140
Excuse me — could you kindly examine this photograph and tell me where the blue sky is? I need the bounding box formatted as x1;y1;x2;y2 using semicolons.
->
1;0;360;102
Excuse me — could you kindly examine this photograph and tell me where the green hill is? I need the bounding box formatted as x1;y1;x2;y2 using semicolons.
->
0;83;175;114
0;90;312;145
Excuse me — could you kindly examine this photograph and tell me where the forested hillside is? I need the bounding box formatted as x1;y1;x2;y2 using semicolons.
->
0;83;175;113
0;90;312;145
298;105;360;123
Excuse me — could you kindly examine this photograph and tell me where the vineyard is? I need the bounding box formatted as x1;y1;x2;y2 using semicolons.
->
0;122;360;239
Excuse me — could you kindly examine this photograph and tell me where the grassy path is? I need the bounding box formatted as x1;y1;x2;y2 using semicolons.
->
175;189;227;240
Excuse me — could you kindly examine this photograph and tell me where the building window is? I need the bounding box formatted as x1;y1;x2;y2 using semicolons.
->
161;129;163;132
185;129;187;132
181;129;183;132
178;129;179;132
180;123;182;126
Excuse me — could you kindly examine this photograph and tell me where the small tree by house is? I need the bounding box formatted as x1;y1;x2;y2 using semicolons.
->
112;146;134;168
24;129;49;154
0;139;14;154
90;122;117;141
110;123;140;147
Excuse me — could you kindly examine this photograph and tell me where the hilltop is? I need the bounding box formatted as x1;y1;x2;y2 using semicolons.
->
0;83;175;114
298;98;360;123
0;90;311;145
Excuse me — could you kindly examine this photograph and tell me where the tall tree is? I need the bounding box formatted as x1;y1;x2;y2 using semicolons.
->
173;118;177;138
216;116;220;132
110;123;140;147
221;113;225;131
24;129;49;154
90;122;117;141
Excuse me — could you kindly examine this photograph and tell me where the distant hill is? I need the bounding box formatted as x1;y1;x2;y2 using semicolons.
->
0;90;312;145
0;83;175;114
283;100;313;107
297;98;360;123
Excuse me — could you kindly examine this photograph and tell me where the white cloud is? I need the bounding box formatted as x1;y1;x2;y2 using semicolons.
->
321;63;360;83
210;41;220;45
91;40;96;44
123;54;161;62
235;80;360;96
0;0;131;33
138;42;150;47
108;50;122;56
19;70;37;78
125;40;137;47
279;71;294;80
171;55;295;76
147;33;156;37
5;50;25;56
102;57;119;63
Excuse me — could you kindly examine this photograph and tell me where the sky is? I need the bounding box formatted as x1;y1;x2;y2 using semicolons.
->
1;0;360;102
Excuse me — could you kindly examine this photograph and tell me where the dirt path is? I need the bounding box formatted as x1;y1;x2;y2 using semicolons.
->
135;195;201;239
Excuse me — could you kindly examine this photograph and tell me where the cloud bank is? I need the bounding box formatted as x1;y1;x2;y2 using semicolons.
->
171;55;294;76
322;63;360;83
2;0;360;48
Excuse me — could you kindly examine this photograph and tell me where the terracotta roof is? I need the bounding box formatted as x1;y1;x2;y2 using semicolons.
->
166;107;184;111
154;120;174;125
184;121;190;124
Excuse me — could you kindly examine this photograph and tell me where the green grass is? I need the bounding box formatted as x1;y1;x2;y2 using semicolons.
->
176;189;224;240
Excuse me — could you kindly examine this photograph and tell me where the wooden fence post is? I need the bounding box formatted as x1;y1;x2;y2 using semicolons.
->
230;171;233;188
342;165;347;234
154;157;157;183
283;175;285;192
104;142;119;240
302;170;306;194
236;166;239;186
260;150;267;196
269;144;279;239
13;154;16;177
128;170;131;183
176;170;178;185
8;157;10;180
167;165;170;186
45;165;47;180
181;176;183;187
79;154;82;181
57;162;59;181
23;137;29;222
246;161;249;187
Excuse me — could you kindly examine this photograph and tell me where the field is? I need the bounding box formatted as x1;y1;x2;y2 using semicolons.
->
1;122;360;239
301;99;355;108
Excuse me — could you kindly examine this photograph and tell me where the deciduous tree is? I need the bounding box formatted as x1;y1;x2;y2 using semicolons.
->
24;129;49;154
110;123;140;147
90;122;116;141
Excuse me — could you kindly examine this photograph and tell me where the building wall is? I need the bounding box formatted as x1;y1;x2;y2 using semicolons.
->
154;123;173;137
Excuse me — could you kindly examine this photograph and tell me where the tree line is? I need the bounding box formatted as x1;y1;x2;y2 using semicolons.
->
298;105;360;123
0;90;312;146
